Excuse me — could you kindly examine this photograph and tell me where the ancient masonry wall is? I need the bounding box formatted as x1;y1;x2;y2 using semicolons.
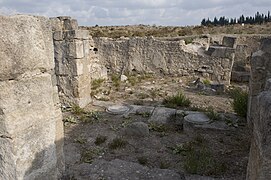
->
93;36;235;85
247;38;271;179
0;15;64;179
50;17;107;108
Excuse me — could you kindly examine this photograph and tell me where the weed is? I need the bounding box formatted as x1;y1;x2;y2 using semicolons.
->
149;88;159;101
75;137;87;144
79;111;101;123
149;122;167;133
137;92;150;99
205;107;220;121
163;92;191;108
108;137;127;150
81;147;104;163
95;135;107;145
184;37;194;44
171;142;193;155
91;78;105;90
111;74;121;88
160;161;170;169
121;119;132;128
202;79;211;85
184;147;226;175
133;100;144;105
230;88;248;117
71;104;85;115
109;125;120;132
63;116;77;126
135;111;151;118
127;75;138;86
137;156;148;165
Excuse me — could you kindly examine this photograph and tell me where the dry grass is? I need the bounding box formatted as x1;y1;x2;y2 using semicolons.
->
81;23;271;38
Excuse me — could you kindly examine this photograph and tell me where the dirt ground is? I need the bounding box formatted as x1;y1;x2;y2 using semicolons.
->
63;75;251;180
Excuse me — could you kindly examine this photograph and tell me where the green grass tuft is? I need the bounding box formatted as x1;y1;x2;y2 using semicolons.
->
163;91;191;108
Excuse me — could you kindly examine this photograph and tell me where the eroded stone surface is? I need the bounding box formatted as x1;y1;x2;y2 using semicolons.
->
148;107;176;124
0;15;63;180
71;159;184;180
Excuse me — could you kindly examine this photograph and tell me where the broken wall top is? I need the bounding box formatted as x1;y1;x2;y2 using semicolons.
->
0;15;54;81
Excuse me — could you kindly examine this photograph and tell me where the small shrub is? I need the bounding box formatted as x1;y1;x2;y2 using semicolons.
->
91;78;105;90
137;156;148;165
108;137;127;150
184;37;194;44
111;74;121;88
127;75;138;86
95;135;107;145
230;88;248;117
202;79;211;85
163;92;191;108
75;137;87;144
205;107;220;121
71;104;85;115
81;148;104;163
63;116;77;126
135;111;151;118
149;122;168;133
137;92;150;99
160;161;170;169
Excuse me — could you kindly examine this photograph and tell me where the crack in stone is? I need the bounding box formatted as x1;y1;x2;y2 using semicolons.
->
0;135;12;140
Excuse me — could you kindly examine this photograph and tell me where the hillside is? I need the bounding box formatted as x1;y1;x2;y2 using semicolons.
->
81;23;271;38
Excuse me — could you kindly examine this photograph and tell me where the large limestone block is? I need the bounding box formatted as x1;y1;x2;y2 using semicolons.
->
247;91;271;180
0;74;58;179
65;30;89;40
0;15;54;81
68;40;85;59
222;36;237;48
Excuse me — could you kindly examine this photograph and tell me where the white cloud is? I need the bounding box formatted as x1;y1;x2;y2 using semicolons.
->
0;0;270;26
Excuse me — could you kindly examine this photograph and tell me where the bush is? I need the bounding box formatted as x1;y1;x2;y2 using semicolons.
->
163;92;191;108
91;78;105;90
230;88;248;117
108;138;127;150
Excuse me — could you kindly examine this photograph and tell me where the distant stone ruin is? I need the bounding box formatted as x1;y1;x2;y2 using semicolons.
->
0;14;271;179
94;35;235;86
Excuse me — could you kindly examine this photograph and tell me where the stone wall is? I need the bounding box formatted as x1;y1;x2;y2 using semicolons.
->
0;15;64;179
51;17;107;108
247;38;271;179
94;36;235;85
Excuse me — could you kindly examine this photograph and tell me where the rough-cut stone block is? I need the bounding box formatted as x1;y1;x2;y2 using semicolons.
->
247;91;271;180
0;15;54;81
68;40;84;59
53;31;63;41
222;36;237;48
64;19;78;30
50;17;62;31
65;30;89;40
0;74;59;179
148;107;176;124
0;15;64;179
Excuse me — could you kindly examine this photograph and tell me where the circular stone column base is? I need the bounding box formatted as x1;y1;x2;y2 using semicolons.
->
106;104;131;115
183;113;210;133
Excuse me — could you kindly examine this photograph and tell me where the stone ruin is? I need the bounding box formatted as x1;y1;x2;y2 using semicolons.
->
94;35;235;86
0;14;270;179
0;15;64;179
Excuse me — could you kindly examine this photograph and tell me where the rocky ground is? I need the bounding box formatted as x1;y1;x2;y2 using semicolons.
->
62;74;250;180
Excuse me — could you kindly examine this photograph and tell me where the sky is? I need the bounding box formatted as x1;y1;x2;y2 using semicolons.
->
0;0;271;26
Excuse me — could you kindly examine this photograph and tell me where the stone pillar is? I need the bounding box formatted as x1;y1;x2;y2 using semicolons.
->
0;15;64;179
51;16;92;108
247;38;271;179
